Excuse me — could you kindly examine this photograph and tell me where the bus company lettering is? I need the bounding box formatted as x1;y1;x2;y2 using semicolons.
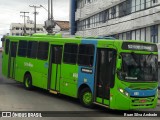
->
24;62;33;67
81;68;93;74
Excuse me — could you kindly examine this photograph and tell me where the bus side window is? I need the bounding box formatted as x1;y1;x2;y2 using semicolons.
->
78;44;95;67
27;41;38;59
37;42;49;60
5;39;10;54
18;40;28;57
63;43;78;64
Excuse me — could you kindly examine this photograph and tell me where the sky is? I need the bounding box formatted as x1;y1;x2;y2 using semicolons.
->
0;0;70;47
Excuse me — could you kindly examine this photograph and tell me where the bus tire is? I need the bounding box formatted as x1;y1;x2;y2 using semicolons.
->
79;88;93;108
24;74;32;90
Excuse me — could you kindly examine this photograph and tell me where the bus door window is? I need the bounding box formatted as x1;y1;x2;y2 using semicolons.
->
52;46;62;64
48;45;63;90
8;42;18;78
96;49;116;100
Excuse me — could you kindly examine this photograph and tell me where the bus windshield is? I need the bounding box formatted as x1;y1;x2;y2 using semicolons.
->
118;53;158;82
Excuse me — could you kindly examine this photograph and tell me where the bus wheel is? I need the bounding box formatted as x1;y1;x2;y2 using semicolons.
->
24;74;32;90
79;88;93;108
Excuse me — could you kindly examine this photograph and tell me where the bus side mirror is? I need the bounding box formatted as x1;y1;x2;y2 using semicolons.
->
117;59;122;70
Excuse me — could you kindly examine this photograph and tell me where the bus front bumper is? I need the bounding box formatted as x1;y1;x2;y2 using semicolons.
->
110;92;158;110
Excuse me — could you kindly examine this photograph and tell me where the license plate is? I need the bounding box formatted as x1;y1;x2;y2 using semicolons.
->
140;99;146;103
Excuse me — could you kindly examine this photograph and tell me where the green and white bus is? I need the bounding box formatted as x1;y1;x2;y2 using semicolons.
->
2;34;158;110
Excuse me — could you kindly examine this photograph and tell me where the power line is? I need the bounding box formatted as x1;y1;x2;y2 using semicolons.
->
29;5;41;33
20;11;29;35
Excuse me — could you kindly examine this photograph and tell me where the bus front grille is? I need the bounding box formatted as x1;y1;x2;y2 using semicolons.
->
131;104;153;107
131;96;155;107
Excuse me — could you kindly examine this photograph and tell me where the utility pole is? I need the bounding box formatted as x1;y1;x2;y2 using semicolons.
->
29;5;41;33
44;0;55;33
20;11;29;35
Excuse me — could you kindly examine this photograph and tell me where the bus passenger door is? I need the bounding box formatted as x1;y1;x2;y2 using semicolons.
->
8;42;18;79
95;48;116;105
48;45;63;92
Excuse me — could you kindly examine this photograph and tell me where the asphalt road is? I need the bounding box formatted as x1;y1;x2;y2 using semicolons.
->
0;52;160;120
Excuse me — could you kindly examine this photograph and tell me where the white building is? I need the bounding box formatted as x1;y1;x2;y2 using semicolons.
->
70;0;160;43
10;23;45;36
10;21;70;36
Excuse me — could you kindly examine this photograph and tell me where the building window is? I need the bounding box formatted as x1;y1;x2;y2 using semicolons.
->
141;0;145;10
132;30;136;40
119;33;123;39
77;0;96;9
87;18;90;28
151;25;158;43
105;10;109;21
115;25;159;43
99;12;103;23
18;40;28;57
136;0;141;11
37;42;49;60
76;0;160;32
126;31;132;40
63;43;78;64
136;29;141;40
152;0;158;4
95;14;99;26
119;0;131;17
111;6;116;19
119;2;126;17
146;0;151;8
123;33;126;40
131;0;136;12
146;27;151;42
141;28;146;41
78;44;95;67
27;41;38;58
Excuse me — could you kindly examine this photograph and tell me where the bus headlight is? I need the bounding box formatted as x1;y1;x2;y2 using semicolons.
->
124;91;129;96
119;88;124;93
118;88;129;97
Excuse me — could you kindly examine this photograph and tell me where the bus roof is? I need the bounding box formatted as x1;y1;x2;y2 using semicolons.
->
5;34;156;46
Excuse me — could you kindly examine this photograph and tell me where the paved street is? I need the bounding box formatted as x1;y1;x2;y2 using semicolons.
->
0;52;160;120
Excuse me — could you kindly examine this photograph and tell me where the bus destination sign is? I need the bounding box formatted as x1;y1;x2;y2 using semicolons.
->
122;42;157;52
